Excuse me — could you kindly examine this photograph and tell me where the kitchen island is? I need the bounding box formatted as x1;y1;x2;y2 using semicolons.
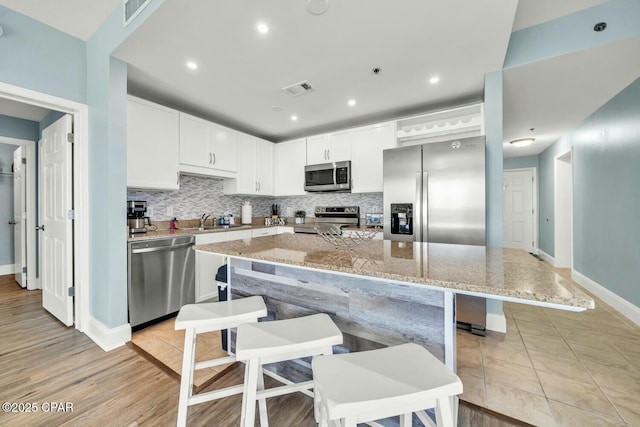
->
194;234;594;370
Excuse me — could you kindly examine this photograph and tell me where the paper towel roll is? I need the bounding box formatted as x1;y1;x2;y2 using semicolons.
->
241;202;252;224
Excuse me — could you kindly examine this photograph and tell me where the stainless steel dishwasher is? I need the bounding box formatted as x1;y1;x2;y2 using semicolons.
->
128;235;195;329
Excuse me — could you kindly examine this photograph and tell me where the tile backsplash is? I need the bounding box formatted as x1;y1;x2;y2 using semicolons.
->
127;175;382;221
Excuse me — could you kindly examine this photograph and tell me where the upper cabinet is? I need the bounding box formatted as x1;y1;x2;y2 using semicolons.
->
274;138;306;196
306;131;351;165
179;113;238;178
127;96;180;190
350;122;395;193
224;133;274;196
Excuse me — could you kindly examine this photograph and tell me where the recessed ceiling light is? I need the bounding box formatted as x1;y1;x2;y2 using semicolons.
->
510;138;535;147
348;99;356;107
429;76;440;84
257;23;269;34
186;61;198;70
291;115;298;122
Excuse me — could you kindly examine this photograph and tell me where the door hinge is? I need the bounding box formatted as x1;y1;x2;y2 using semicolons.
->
22;266;27;274
67;210;75;220
22;158;27;164
68;287;75;297
67;133;74;143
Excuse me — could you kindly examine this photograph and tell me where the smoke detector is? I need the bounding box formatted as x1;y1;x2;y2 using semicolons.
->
282;81;316;97
307;0;329;15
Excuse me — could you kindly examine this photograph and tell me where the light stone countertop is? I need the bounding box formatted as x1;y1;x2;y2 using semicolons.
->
193;233;595;310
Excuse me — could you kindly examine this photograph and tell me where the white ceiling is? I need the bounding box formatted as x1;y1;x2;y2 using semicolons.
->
0;0;637;159
112;0;518;142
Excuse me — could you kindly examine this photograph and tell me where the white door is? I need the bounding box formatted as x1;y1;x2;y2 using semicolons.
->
13;147;27;287
39;115;74;326
503;170;535;252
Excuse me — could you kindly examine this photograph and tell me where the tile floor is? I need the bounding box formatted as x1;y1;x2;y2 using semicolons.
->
131;320;232;391
456;266;640;426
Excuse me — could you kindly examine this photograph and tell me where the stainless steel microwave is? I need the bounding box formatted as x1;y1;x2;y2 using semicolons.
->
304;161;351;192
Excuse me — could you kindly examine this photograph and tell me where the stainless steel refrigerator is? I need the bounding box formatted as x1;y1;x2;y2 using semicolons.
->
383;136;487;335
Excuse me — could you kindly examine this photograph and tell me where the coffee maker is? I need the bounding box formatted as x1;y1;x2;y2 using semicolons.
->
127;200;149;233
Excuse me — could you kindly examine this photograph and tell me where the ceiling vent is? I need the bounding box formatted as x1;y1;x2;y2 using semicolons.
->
123;0;151;27
282;81;316;97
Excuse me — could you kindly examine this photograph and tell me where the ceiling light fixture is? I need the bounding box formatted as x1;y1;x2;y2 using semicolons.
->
257;23;269;34
510;138;535;147
307;0;329;15
186;61;198;70
429;76;440;84
291;115;298;122
348;99;356;107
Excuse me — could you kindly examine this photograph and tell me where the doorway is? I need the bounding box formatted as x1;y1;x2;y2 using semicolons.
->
503;168;537;252
0;81;89;331
554;149;573;268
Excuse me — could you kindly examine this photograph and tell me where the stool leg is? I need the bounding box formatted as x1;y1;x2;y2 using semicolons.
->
399;413;412;427
435;396;454;427
257;364;269;427
241;358;260;427
177;328;196;427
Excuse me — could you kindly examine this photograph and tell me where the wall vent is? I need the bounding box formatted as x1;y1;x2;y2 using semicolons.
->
123;0;151;27
282;81;316;97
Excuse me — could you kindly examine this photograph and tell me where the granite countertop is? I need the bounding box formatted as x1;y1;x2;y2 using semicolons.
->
193;234;595;310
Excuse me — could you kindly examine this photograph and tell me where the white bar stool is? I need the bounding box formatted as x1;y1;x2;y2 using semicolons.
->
312;343;463;427
235;313;343;427
174;296;267;427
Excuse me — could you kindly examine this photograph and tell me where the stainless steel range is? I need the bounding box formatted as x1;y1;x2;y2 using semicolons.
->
293;206;360;234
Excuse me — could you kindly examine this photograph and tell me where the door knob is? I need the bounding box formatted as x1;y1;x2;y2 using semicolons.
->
8;220;16;225
36;225;45;231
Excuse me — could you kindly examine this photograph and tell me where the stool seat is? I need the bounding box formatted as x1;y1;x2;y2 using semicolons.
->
175;296;268;427
175;295;267;332
313;343;463;427
236;313;343;427
236;313;343;362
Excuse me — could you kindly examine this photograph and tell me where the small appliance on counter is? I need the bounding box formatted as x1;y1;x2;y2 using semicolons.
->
365;213;383;228
127;200;150;233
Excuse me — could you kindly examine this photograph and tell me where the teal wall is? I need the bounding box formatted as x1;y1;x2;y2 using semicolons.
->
0;6;86;103
484;71;504;247
0;114;39;141
0;2;164;329
538;77;640;307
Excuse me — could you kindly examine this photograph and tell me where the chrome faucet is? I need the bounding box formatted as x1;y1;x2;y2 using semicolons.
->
200;213;212;228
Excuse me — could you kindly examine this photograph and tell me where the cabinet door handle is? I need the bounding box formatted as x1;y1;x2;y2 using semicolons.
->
258;182;261;191
212;153;216;165
327;148;330;160
255;182;258;192
176;172;180;185
209;153;212;164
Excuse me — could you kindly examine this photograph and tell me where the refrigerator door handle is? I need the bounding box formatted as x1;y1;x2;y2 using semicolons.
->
415;171;422;242
422;171;428;243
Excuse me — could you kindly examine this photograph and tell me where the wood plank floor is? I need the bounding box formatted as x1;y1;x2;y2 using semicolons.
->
0;275;522;426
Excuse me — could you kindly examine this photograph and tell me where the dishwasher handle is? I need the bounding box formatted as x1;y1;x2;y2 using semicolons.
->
131;241;194;254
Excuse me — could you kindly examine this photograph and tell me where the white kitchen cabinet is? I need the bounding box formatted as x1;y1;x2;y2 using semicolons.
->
224;134;273;196
306;131;351;164
226;229;253;241
194;232;227;303
127;96;180;190
179;113;238;178
350;122;396;193
275;138;306;196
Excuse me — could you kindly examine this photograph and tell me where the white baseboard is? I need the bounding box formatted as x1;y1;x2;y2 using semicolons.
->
0;264;15;275
537;250;555;265
84;315;132;352
572;269;640;326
